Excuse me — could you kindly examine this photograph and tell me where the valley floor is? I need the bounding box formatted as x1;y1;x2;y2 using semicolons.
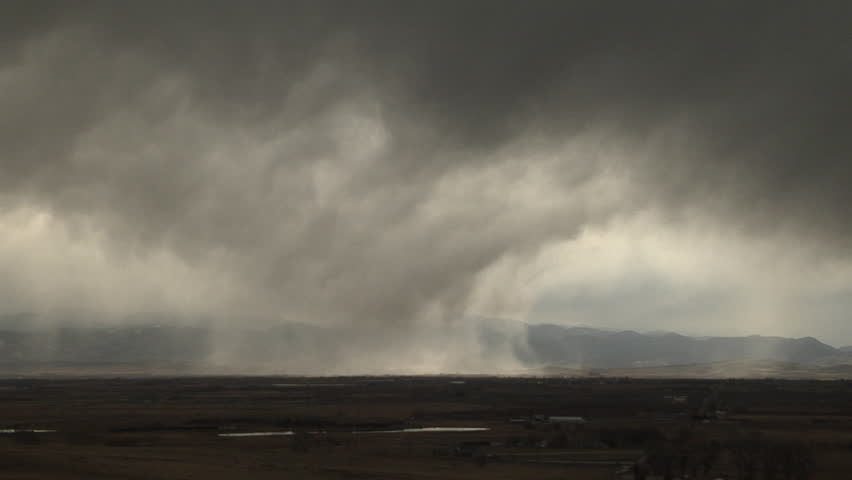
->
0;376;851;479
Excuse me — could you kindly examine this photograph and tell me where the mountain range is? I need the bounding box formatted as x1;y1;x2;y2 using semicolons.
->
518;323;847;369
1;313;851;376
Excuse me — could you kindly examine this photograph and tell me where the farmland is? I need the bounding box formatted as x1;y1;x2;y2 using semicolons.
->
0;376;850;479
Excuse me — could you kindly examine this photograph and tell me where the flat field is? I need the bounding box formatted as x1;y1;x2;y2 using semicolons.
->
0;376;850;479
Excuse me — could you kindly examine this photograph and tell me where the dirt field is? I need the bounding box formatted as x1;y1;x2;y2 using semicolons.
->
0;376;850;479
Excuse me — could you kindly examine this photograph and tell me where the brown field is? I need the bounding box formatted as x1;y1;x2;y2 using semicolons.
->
0;375;850;479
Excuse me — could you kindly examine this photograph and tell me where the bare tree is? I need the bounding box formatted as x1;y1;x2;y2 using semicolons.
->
730;431;763;480
779;442;815;480
761;442;783;480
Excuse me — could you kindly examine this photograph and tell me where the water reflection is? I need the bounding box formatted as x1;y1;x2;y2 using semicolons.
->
218;431;294;437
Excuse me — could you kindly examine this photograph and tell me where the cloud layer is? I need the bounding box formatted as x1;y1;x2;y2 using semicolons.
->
1;1;851;368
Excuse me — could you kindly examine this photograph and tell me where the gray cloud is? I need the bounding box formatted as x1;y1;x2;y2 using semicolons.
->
1;1;851;369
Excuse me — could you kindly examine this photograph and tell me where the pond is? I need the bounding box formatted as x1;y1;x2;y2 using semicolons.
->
218;431;295;437
218;426;489;437
0;429;56;433
355;427;489;433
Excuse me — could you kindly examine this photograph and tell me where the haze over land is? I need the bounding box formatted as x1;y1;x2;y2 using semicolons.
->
1;1;851;374
2;314;852;377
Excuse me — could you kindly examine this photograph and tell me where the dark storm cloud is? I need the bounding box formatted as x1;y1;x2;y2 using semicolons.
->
0;0;850;348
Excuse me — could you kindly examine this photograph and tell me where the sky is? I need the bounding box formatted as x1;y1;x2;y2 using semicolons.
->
1;1;851;359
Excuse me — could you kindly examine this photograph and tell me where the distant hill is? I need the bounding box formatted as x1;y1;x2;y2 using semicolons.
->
534;359;852;379
518;323;848;369
0;313;850;376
